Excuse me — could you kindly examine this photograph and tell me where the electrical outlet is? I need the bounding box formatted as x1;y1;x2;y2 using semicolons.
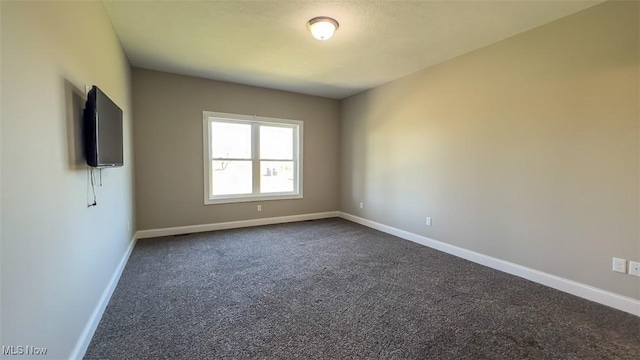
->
629;261;640;277
257;205;262;212
359;202;364;209
127;221;131;231
425;217;432;226
612;257;626;273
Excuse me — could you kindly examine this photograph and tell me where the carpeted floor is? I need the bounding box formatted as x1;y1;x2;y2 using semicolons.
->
85;218;640;359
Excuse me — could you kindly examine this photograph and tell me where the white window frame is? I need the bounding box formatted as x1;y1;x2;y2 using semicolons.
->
203;111;303;205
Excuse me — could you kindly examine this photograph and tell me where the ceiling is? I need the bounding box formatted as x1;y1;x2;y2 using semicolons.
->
103;0;603;99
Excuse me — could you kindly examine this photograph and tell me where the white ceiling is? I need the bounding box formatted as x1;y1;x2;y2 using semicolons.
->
103;0;602;99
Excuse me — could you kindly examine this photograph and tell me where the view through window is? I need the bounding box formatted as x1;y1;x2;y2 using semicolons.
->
203;112;303;204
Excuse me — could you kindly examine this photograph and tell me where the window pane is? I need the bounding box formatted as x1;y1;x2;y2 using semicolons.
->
211;122;251;159
211;161;252;196
260;126;293;160
260;161;294;193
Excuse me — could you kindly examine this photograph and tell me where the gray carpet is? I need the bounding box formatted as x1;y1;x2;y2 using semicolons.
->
85;218;640;359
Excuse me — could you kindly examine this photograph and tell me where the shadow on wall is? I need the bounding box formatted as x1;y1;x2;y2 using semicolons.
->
63;78;87;171
347;76;425;221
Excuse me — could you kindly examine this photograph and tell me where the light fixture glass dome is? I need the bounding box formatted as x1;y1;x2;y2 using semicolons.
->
307;16;339;41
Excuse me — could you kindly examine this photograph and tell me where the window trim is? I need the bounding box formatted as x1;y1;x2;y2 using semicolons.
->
203;111;303;205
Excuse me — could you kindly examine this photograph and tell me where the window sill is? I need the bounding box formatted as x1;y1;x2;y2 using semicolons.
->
204;193;303;205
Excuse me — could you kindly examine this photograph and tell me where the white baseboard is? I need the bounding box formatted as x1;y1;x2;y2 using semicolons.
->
70;233;138;360
339;212;640;317
136;211;340;239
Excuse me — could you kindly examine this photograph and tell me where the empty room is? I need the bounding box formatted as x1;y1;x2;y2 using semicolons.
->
1;0;639;359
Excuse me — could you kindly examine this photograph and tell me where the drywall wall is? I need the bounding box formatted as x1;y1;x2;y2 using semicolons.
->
341;1;639;299
132;68;340;230
1;2;134;358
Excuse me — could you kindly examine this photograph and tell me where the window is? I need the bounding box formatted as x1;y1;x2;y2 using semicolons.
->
203;111;303;204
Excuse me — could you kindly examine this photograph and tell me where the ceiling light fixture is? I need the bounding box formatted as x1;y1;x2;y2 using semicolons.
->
307;16;339;41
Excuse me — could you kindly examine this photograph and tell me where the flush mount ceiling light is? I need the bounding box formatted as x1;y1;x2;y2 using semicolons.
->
307;16;339;41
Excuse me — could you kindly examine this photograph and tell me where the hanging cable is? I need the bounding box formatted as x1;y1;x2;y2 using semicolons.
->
89;167;97;207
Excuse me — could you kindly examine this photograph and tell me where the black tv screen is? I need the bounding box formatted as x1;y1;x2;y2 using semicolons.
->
84;85;123;167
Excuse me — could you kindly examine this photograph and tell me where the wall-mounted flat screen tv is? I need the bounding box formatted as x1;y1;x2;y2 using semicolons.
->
84;85;123;168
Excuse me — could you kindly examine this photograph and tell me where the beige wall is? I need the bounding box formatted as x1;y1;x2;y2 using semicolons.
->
132;68;340;230
341;1;639;299
1;1;135;358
